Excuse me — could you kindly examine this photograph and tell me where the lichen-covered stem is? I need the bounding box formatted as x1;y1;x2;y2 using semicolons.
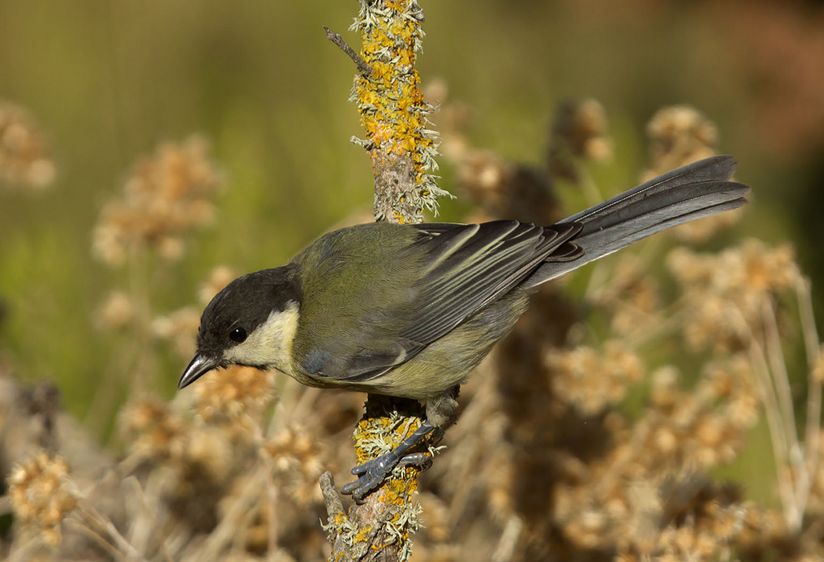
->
323;398;426;562
350;0;447;224
322;2;447;561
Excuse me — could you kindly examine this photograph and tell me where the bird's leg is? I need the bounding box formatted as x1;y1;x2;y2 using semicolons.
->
341;388;458;502
341;422;437;502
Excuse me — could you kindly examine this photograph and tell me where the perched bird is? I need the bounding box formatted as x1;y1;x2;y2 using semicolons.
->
180;156;748;500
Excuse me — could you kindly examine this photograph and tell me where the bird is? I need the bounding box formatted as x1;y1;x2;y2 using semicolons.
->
179;155;749;501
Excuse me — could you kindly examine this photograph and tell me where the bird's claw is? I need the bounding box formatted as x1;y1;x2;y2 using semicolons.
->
341;451;433;503
398;452;433;470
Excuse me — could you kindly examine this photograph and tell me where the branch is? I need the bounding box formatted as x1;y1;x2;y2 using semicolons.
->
321;399;426;562
321;2;450;561
323;26;372;77
349;0;445;224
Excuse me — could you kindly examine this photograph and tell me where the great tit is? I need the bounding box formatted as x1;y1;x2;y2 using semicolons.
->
180;155;748;500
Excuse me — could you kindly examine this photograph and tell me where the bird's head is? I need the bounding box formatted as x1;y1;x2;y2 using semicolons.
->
178;265;301;389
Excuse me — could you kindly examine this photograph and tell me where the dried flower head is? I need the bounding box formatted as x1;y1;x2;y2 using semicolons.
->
638;105;744;242
645;356;758;469
193;366;276;428
92;135;221;266
552;98;612;160
423;80;471;164
668;240;799;351
548;98;612;184
120;398;187;461
152;306;201;358
183;425;235;482
94;290;136;331
633;498;748;562
588;254;661;334
457;150;512;209
264;424;325;504
0;102;56;190
547;340;644;414
8;452;77;545
643;105;717;177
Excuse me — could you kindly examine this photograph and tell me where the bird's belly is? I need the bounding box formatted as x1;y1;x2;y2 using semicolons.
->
323;290;529;399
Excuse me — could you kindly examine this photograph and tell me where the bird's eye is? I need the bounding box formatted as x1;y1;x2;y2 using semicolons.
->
229;327;247;343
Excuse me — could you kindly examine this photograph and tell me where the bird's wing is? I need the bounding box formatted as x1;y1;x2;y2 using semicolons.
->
303;220;581;382
399;220;581;344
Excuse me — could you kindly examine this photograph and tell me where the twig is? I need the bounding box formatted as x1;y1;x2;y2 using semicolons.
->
748;337;801;530
79;503;148;562
492;515;524;562
66;517;126;561
320;472;345;523
796;277;822;480
323;26;372;77
197;465;266;562
123;476;175;562
761;298;800;462
728;306;800;529
8;536;47;562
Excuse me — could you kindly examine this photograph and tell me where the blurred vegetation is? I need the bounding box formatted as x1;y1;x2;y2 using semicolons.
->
2;0;824;409
2;1;824;560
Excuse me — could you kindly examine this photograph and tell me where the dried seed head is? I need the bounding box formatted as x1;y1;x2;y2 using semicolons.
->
547;341;644;414
640;105;742;242
588;254;661;334
193;366;276;429
0;102;56;190
457;150;512;209
152;306;201;358
8;452;77;545
92;135;222;267
548;97;612;183
184;425;234;481
120;398;187;462
644;105;718;178
94;291;136;331
644;356;758;470
264;424;325;504
668;240;800;352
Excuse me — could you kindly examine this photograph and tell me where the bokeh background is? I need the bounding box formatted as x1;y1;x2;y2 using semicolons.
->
2;1;824;561
3;0;824;411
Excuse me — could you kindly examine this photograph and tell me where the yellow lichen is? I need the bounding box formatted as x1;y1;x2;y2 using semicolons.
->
350;0;447;222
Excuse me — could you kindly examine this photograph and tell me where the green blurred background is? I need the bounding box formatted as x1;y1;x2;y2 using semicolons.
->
1;0;823;455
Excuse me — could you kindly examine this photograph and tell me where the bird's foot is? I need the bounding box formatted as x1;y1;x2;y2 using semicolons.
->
341;451;433;503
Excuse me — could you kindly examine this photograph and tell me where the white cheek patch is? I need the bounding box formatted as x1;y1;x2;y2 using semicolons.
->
223;301;300;373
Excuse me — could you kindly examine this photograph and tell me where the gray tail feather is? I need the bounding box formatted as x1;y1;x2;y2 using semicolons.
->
522;155;750;289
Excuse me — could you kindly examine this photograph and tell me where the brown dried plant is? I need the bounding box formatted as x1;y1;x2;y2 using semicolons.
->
92;135;221;267
87;138;224;420
0;102;56;191
4;59;824;562
406;96;824;562
8;452;77;546
643;105;743;243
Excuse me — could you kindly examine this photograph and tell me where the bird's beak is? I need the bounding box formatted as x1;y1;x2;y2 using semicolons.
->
178;353;220;389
